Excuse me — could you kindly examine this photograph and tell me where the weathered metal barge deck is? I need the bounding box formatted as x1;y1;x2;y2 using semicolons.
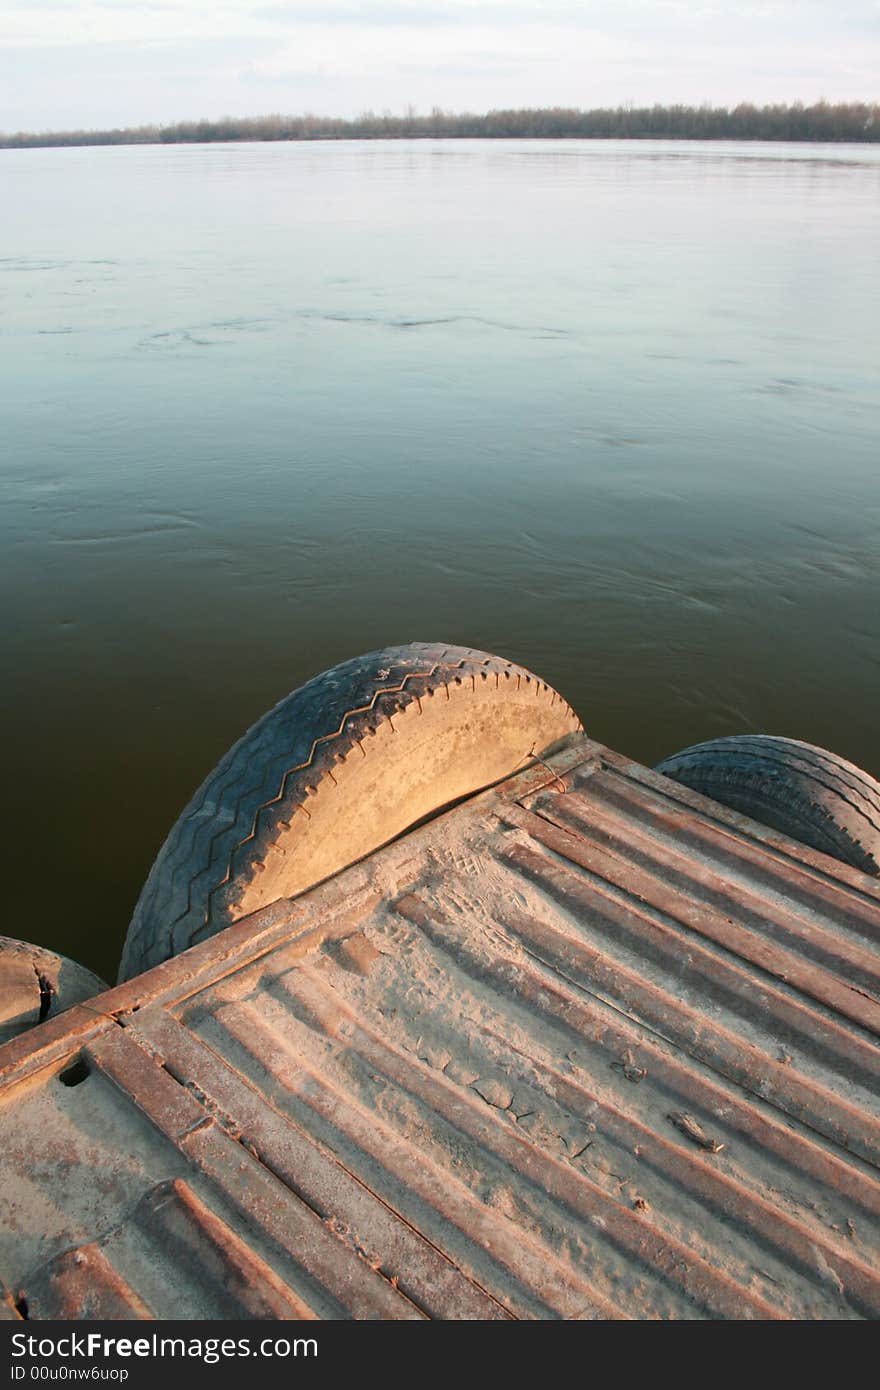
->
1;735;879;1319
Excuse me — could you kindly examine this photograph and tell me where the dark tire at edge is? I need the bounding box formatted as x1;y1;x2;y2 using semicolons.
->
655;733;880;877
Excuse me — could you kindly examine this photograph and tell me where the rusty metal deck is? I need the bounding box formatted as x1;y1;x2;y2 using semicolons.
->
1;735;879;1320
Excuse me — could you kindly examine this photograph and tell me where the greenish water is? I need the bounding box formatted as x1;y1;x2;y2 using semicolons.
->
2;137;878;983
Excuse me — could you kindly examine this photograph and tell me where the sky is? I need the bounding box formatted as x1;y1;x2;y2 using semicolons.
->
1;1;878;133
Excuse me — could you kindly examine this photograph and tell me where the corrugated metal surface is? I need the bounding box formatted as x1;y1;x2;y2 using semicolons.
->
1;736;878;1320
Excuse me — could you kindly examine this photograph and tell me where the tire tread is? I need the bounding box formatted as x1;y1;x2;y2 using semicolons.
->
120;644;580;979
656;735;880;878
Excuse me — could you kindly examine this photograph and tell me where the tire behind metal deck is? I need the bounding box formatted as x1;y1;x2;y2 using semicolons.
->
0;938;107;1045
655;734;880;877
119;642;582;980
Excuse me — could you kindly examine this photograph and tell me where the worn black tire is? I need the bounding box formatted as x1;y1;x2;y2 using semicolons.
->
655;734;880;877
0;938;107;1045
119;642;582;981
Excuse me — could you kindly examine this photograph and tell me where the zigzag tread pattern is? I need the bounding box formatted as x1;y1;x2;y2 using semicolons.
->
133;680;325;927
128;648;456;947
132;660;576;973
121;646;581;977
135;644;467;917
143;655;474;937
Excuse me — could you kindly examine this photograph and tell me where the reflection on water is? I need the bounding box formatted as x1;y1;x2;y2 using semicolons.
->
2;138;878;981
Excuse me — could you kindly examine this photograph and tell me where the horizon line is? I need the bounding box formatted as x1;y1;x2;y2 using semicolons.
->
2;100;878;149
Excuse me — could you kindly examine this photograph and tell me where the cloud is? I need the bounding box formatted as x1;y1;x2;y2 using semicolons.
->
0;1;877;130
5;0;880;44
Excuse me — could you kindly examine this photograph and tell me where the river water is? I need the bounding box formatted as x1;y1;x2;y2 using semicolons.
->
2;137;878;981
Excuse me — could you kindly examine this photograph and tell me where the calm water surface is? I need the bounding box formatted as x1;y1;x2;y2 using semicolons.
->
2;138;878;981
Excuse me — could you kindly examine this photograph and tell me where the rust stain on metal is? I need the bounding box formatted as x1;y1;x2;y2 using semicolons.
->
493;839;880;1166
135;1179;319;1320
21;1244;153;1321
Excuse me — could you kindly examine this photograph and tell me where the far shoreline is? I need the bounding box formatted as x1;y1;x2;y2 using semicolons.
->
2;101;877;151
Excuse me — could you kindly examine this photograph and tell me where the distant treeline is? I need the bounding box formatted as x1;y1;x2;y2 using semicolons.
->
2;102;878;149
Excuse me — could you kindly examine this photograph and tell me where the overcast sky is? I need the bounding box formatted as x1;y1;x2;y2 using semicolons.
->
1;1;877;133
